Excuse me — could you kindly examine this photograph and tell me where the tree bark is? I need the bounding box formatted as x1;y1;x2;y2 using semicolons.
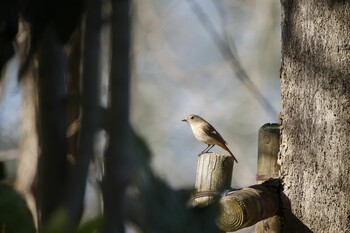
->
280;0;350;232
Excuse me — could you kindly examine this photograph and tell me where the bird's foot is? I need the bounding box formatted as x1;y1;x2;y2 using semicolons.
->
198;151;214;157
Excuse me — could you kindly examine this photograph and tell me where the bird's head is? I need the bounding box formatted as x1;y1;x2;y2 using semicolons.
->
182;114;203;125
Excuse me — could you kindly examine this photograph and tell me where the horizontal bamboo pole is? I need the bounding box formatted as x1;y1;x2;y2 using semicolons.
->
216;180;280;232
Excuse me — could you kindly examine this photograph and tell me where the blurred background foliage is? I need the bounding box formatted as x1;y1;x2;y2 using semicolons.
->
0;0;281;233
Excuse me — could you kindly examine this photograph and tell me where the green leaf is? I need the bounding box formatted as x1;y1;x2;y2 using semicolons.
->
0;183;36;233
77;217;102;233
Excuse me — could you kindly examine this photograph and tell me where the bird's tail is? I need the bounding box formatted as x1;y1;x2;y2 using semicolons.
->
220;143;238;163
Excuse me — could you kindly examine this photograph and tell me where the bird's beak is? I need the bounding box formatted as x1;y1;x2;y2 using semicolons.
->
182;119;187;122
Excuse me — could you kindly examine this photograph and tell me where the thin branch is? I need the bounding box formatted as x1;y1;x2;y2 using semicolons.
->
187;0;278;118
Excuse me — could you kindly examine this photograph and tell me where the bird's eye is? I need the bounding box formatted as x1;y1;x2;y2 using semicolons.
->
190;116;194;119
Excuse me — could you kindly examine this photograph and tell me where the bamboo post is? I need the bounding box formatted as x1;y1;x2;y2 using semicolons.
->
256;123;281;233
192;153;234;233
256;123;280;182
192;153;234;207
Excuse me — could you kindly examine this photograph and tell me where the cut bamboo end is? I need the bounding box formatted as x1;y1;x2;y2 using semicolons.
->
216;183;279;232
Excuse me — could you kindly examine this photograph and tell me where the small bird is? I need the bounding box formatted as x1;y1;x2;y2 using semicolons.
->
182;114;238;163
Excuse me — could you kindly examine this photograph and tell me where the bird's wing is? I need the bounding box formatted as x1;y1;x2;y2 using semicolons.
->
202;123;227;144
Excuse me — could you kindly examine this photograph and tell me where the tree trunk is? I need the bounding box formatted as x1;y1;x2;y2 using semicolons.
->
36;28;68;226
101;0;132;232
65;0;101;225
280;1;350;232
15;20;38;227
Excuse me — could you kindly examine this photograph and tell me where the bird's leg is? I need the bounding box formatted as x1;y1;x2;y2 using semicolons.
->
205;144;215;153
199;144;215;157
199;144;211;156
202;144;211;153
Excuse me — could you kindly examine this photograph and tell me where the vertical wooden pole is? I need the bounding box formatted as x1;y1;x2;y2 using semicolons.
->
192;153;234;207
192;153;234;233
256;123;281;233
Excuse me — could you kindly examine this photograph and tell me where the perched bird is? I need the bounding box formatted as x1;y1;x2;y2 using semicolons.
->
182;114;238;163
